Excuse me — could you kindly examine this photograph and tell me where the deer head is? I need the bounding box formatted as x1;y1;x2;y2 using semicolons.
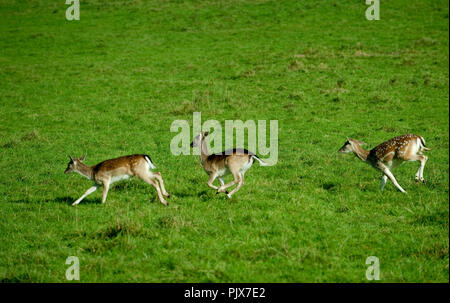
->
64;154;86;174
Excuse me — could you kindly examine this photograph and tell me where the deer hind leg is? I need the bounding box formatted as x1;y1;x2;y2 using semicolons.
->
142;175;168;206
214;177;229;195
72;185;99;206
139;173;168;206
414;155;428;184
377;163;407;193
218;178;225;187
134;166;168;205
153;172;170;197
226;172;244;198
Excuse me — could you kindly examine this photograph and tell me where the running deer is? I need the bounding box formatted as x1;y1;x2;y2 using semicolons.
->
190;131;269;198
64;154;170;206
338;134;430;193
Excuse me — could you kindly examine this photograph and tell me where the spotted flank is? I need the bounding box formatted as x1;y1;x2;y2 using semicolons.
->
371;134;425;160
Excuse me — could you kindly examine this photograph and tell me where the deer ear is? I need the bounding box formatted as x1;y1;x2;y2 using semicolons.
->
348;139;358;147
80;154;86;161
348;138;366;146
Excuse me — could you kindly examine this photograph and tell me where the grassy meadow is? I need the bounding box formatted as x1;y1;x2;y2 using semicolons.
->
0;0;448;282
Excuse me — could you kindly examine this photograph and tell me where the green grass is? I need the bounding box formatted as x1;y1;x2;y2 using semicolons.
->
0;0;448;282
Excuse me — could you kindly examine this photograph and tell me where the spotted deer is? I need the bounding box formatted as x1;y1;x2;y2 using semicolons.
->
338;134;430;193
190;131;269;198
64;154;170;206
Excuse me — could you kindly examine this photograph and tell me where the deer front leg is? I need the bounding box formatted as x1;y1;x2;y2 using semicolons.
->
101;180;110;203
217;172;240;193
378;163;407;193
72;185;99;206
214;177;229;195
207;173;219;191
380;175;388;191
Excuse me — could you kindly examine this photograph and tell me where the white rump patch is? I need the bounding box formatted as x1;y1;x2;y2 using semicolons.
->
420;136;426;146
145;155;157;170
414;138;422;153
239;160;253;174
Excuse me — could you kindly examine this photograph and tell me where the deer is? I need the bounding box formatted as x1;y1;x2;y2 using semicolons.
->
64;154;170;206
338;134;430;193
190;131;269;198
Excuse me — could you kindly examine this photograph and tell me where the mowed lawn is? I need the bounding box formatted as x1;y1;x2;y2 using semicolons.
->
0;0;448;282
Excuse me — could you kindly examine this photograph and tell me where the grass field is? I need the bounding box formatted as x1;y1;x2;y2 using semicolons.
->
0;0;448;282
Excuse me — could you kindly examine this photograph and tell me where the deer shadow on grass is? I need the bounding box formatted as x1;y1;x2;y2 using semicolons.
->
169;189;228;201
173;190;206;198
9;196;101;205
55;196;102;205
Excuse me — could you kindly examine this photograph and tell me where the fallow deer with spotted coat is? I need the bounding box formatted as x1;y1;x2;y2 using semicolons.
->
339;134;430;193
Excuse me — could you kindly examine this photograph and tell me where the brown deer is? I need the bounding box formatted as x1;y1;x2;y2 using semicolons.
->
339;134;430;193
64;154;170;206
190;131;269;198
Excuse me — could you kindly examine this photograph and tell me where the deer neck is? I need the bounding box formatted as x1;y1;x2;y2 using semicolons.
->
75;162;94;180
352;145;369;161
199;139;210;164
